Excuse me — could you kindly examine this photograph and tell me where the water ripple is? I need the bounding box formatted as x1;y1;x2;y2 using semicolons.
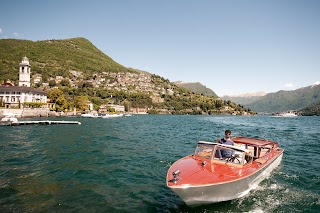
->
0;115;319;212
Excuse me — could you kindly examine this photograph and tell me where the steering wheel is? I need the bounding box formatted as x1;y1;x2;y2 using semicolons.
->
226;156;241;164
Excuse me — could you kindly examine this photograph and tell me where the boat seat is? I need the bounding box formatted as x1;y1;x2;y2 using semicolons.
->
215;149;222;159
255;158;268;164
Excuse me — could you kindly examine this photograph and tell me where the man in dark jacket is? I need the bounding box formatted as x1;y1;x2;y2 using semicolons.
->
217;129;234;157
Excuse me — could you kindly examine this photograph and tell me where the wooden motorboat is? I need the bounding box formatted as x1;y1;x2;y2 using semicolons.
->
166;137;284;205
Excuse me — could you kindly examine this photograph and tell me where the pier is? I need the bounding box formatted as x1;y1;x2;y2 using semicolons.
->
2;120;81;126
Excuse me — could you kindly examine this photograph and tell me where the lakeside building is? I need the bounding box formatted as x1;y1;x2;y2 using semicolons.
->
0;56;47;108
99;104;125;114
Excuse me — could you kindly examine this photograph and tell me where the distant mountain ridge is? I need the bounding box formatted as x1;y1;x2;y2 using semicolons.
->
225;92;267;98
174;81;218;98
222;92;266;106
223;84;320;113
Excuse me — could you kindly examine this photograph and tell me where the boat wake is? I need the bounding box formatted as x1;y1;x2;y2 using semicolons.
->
236;174;320;212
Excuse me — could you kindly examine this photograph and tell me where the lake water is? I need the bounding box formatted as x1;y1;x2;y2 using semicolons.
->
1;115;319;212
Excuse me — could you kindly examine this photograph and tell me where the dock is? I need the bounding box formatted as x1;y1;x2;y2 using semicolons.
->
2;120;81;126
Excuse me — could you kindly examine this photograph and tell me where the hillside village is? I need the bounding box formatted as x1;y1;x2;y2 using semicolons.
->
33;70;175;104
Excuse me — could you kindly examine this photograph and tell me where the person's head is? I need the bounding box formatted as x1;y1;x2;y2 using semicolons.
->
225;130;231;138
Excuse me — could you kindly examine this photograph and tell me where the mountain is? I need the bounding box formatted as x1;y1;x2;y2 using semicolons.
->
174;81;218;98
0;37;252;115
222;92;266;105
245;84;320;113
301;99;320;116
0;37;131;82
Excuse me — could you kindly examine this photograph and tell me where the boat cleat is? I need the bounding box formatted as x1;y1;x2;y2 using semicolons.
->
169;169;181;184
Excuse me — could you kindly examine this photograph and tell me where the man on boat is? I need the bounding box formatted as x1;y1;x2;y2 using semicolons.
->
216;129;234;157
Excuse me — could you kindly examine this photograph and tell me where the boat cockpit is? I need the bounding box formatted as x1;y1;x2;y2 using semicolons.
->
194;141;254;167
193;137;279;167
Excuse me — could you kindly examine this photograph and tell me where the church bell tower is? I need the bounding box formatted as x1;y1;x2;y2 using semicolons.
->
19;56;31;87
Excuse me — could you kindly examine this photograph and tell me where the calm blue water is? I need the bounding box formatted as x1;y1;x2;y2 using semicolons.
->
0;115;319;212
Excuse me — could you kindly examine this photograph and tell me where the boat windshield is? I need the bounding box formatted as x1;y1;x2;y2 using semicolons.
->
194;144;214;159
194;142;252;166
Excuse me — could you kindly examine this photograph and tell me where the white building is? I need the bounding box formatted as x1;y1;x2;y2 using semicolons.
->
19;56;31;87
0;56;47;108
99;104;125;113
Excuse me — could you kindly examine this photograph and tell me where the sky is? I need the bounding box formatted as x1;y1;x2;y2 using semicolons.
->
1;0;319;96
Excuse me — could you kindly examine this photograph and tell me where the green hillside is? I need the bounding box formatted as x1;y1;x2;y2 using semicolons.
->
301;100;320;116
0;37;130;82
174;81;218;98
0;37;253;115
246;85;320;113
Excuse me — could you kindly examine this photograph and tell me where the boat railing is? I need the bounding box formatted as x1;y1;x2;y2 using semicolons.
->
198;141;249;153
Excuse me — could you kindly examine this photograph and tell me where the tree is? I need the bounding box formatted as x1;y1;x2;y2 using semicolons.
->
215;100;223;108
47;88;68;111
59;79;71;87
49;80;57;87
74;96;90;111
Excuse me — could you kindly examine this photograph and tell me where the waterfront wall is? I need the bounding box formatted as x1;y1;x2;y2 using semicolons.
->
0;108;65;118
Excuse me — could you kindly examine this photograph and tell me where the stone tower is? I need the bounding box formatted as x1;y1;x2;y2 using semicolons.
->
19;56;31;87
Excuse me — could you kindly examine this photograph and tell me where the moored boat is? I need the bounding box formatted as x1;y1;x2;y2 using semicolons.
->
0;114;18;125
279;111;297;117
80;113;101;118
166;137;284;205
101;113;123;118
273;111;298;117
1;116;18;122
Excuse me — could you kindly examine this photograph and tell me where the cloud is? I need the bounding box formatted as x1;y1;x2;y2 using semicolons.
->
284;83;294;88
0;28;2;33
13;32;21;37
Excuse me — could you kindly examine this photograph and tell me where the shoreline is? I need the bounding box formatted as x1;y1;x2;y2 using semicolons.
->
0;108;149;119
0;108;72;118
